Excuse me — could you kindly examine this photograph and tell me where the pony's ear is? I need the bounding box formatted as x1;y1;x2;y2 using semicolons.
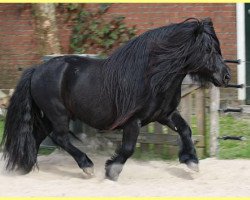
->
202;17;213;26
194;20;204;36
194;17;213;36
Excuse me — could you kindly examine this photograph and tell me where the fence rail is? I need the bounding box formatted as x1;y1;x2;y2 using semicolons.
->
98;84;206;158
0;78;207;159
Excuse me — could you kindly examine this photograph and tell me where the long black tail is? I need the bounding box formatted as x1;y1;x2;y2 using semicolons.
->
1;67;39;173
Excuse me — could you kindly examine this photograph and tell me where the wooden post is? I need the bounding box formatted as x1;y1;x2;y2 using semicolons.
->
210;86;220;157
180;94;192;125
154;122;163;134
154;123;164;156
167;128;179;158
140;125;150;153
195;88;206;157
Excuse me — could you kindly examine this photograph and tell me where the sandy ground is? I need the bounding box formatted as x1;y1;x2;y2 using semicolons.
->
0;150;250;197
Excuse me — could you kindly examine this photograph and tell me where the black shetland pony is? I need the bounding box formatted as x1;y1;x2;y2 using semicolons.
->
1;18;230;181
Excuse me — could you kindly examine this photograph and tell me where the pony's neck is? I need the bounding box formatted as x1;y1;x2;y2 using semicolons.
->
149;61;187;96
166;73;187;90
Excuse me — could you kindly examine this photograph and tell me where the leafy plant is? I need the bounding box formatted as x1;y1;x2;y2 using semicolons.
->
61;4;137;56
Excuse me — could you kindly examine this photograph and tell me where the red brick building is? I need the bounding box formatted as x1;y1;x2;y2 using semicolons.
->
0;3;248;103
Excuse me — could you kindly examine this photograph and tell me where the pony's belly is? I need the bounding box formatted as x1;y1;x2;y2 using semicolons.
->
72;106;116;130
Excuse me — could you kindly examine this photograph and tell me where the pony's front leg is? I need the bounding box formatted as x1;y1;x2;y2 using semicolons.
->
105;119;140;181
158;110;199;171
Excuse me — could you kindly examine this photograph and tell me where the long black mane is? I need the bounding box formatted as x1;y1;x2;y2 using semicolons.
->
103;18;220;129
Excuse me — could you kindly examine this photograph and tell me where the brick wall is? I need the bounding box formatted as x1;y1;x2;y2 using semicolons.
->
0;3;237;101
98;3;238;102
0;4;72;89
0;4;36;89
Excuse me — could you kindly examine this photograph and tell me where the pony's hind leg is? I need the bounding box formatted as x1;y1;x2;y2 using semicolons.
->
33;115;53;151
50;117;94;176
105;119;140;181
33;92;94;176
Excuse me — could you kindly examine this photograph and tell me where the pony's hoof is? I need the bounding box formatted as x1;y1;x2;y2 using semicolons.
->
186;161;199;172
105;173;119;181
83;167;94;177
105;163;123;181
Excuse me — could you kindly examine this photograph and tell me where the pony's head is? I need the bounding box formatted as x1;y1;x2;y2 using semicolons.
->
150;17;231;87
182;18;231;87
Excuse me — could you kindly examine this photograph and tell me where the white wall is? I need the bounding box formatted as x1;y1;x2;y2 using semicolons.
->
236;3;246;101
